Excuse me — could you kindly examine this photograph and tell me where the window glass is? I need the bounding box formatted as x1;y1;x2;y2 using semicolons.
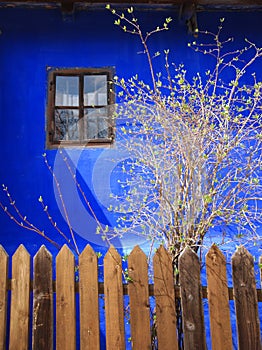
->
55;76;79;107
84;108;108;139
54;109;79;141
84;75;107;106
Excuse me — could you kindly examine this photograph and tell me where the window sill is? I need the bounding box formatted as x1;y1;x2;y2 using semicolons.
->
46;138;114;149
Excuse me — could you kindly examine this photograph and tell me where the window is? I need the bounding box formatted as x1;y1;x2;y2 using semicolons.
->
47;68;115;147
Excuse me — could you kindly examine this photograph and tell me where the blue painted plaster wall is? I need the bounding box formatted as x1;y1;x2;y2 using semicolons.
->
0;6;261;349
0;6;261;256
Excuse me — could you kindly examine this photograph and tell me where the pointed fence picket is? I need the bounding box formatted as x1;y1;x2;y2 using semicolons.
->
178;247;206;349
0;246;8;350
79;244;100;350
206;244;232;350
128;245;151;350
56;245;76;350
33;245;53;350
0;243;261;350
104;246;125;350
153;245;178;350
9;245;30;350
232;246;261;350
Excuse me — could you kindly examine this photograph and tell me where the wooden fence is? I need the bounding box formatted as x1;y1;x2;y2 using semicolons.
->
0;243;261;350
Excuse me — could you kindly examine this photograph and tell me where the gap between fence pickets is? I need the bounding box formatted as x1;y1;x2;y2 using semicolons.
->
2;243;262;302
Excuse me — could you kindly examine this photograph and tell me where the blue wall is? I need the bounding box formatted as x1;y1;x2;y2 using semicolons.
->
0;5;261;257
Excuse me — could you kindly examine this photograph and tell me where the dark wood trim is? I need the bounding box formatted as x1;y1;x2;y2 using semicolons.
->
0;1;261;4
61;1;74;13
0;0;261;6
1;1;261;14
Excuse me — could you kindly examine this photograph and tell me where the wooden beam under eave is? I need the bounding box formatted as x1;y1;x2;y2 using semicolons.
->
61;1;74;13
0;0;262;6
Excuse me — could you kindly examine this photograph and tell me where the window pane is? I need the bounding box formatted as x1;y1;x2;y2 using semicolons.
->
55;76;79;106
54;109;79;141
84;75;107;106
84;108;109;139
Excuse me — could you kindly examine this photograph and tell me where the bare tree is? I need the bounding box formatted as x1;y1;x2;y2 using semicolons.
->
106;6;262;264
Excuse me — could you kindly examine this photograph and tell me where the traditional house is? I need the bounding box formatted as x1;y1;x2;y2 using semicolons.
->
0;2;261;349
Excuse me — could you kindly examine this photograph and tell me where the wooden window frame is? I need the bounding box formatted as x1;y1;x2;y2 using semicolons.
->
46;67;115;148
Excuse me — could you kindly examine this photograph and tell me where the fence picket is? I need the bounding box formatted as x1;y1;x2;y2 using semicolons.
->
56;245;76;350
9;245;30;350
79;244;100;350
259;255;262;285
258;255;262;300
0;246;8;350
33;245;53;350
128;245;151;350
232;246;261;350
153;245;178;350
206;244;232;350
179;247;206;350
104;246;125;350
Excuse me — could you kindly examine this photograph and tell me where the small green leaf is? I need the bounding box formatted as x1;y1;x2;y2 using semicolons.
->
204;195;212;204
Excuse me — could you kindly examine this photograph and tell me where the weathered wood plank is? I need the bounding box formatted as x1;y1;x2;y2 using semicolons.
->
232;246;261;350
56;245;76;350
153;246;178;350
259;256;262;306
0;246;8;350
259;255;262;284
259;255;262;286
206;244;232;350
1;0;261;7
104;246;125;350
128;245;151;350
9;245;30;350
33;245;53;350
178;247;206;350
79;245;100;350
